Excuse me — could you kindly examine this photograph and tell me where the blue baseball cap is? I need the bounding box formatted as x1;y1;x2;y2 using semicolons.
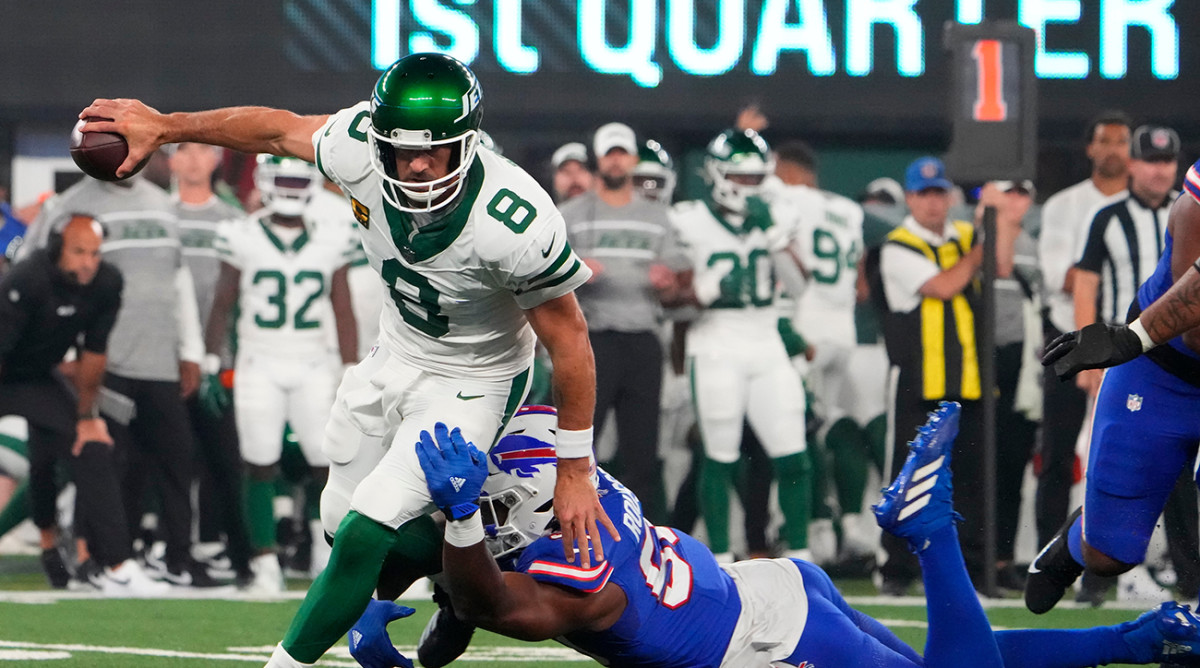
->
905;157;953;192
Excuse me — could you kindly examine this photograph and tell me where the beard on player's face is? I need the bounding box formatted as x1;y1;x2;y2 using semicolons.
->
600;172;629;190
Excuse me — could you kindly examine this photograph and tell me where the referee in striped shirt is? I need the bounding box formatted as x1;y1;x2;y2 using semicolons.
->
1072;124;1180;397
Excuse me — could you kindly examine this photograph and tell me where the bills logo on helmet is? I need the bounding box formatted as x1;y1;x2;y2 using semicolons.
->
489;435;556;478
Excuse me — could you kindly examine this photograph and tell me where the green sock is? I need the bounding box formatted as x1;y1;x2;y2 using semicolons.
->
699;458;737;554
826;418;870;514
773;452;813;550
0;480;29;539
865;414;888;474
244;475;277;551
806;430;833;520
283;511;397;663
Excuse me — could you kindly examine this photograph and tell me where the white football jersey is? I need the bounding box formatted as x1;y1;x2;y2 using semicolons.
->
670;199;788;358
313;103;590;380
215;209;361;357
783;185;864;344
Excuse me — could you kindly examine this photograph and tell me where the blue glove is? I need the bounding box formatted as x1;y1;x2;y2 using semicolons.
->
416;422;488;520
349;599;416;668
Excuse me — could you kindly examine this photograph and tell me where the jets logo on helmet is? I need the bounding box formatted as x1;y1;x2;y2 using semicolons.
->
368;52;484;213
704;128;774;215
633;139;676;204
255;154;321;217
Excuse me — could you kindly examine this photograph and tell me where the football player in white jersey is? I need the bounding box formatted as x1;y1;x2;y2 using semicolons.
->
80;52;612;668
773;142;881;562
658;128;812;563
306;183;383;361
206;154;360;593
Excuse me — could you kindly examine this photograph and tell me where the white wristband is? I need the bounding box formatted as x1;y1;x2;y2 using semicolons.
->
445;513;485;548
1128;317;1155;352
201;353;221;375
556;426;594;459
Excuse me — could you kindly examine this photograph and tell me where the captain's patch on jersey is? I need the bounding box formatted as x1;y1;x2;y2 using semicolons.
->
351;197;370;228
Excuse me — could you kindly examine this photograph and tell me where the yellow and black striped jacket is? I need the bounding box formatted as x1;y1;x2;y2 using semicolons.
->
877;221;981;401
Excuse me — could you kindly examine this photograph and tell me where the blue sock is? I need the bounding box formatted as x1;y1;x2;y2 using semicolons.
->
994;627;1136;667
1067;514;1085;566
917;524;1003;668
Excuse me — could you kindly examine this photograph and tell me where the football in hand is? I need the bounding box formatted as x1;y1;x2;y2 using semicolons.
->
69;117;145;181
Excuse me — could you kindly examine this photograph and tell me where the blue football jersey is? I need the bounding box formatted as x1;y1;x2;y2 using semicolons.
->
514;470;741;667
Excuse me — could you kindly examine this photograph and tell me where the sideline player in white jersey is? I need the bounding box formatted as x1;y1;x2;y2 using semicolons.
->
80;52;612;667
657;128;812;563
206;154;360;593
307;183;384;359
772;141;880;562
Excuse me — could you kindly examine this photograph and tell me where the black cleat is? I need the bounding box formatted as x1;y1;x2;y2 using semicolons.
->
41;547;71;589
418;583;476;668
1025;507;1085;614
165;559;227;588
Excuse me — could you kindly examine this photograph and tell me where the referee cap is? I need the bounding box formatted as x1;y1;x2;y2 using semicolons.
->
1131;125;1180;161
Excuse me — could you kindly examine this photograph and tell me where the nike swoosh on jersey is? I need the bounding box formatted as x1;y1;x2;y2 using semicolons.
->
456;391;485;401
540;233;556;258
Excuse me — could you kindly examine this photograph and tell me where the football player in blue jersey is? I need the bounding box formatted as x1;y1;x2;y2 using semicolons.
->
1030;158;1200;615
350;403;1200;668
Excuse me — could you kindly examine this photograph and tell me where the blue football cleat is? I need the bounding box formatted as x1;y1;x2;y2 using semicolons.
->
873;401;962;551
1121;602;1200;665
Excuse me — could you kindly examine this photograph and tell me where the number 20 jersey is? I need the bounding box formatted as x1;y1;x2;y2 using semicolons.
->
515;469;741;667
313;103;590;380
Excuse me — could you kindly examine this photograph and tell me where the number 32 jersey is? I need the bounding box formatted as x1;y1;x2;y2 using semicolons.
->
515;469;742;667
215;210;360;358
313;102;590;380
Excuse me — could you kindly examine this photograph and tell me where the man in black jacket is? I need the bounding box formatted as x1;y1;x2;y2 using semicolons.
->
0;214;166;595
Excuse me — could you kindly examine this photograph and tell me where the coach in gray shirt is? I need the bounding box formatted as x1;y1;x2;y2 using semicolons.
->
560;122;684;524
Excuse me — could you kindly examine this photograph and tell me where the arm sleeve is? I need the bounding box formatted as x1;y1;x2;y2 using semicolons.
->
82;270;123;354
175;266;204;363
1074;209;1111;273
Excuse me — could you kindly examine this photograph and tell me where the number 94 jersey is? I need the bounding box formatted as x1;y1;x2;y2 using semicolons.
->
313;102;590;380
215;210;361;357
515;469;742;667
781;184;864;345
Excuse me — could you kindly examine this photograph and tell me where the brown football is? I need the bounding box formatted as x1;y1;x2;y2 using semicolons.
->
69;117;144;181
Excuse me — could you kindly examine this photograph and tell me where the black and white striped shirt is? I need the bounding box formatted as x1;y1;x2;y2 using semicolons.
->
1074;190;1175;324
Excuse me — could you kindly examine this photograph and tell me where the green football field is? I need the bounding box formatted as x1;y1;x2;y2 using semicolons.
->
0;557;1160;667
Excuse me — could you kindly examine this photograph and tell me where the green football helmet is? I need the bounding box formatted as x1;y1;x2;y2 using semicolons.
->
704;129;774;214
255;154;320;217
632;139;675;204
368;52;483;213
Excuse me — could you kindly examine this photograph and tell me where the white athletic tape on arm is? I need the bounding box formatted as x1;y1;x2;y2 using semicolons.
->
445;513;485;548
1129;317;1155;352
556;426;594;459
